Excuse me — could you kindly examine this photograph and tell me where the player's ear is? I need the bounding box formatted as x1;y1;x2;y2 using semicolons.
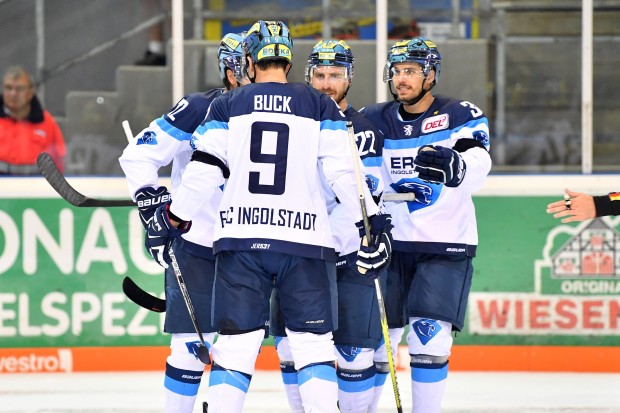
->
426;68;436;85
226;69;237;88
284;62;292;76
247;57;256;78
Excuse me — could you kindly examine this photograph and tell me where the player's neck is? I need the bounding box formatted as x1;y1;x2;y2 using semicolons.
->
255;69;287;84
337;98;348;112
401;93;433;114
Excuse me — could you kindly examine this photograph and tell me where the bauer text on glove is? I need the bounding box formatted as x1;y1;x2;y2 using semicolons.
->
135;186;171;230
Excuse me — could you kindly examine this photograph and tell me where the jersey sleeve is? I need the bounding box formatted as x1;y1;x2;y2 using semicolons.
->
451;103;492;193
119;93;213;199
318;96;379;220
169;94;229;221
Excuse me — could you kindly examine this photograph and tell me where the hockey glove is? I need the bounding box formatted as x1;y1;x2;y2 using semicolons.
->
414;145;466;187
135;186;171;230
355;214;393;279
145;203;191;268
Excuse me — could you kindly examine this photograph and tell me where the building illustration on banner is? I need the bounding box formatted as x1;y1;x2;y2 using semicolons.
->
469;216;620;336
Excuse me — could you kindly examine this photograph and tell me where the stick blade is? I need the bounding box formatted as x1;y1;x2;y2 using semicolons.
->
37;152;88;206
36;152;135;207
122;276;166;312
197;345;211;365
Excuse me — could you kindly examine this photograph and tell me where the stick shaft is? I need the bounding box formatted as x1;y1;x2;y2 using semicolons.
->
346;121;402;412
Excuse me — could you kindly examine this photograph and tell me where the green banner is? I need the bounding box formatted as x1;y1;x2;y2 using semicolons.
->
467;196;620;346
0;198;168;347
2;189;619;348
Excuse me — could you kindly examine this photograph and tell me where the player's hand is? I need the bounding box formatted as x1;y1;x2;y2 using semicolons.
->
355;214;393;279
145;203;191;268
414;145;466;187
135;186;171;230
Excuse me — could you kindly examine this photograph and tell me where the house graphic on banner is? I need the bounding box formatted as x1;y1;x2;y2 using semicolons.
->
468;217;620;336
551;219;620;278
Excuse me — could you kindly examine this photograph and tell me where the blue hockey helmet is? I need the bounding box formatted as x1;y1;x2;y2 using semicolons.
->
383;37;441;84
218;32;246;81
305;39;355;84
243;20;293;64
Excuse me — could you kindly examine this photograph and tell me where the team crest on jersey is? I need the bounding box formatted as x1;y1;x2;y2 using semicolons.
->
137;131;157;145
403;125;414;136
421;113;449;134
390;178;441;213
473;130;490;147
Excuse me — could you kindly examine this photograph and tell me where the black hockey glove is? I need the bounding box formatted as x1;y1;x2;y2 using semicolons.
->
414;145;466;187
145;203;191;268
135;186;171;230
355;214;393;279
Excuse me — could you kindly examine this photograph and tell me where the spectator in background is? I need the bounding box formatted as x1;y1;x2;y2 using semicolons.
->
547;189;620;222
0;66;66;175
135;0;170;66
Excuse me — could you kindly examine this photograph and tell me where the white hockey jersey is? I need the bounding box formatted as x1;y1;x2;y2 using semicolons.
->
119;89;225;252
361;94;491;256
171;82;379;260
328;105;385;257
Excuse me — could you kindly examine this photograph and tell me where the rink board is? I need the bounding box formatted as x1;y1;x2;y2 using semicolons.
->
1;175;619;373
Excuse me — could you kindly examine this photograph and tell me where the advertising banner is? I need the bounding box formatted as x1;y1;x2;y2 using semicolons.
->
1;176;619;372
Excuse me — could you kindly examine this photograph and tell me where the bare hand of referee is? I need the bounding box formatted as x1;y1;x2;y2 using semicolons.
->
546;188;596;223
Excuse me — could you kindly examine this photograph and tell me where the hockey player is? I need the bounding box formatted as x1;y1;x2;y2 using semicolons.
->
144;20;392;413
361;38;492;413
118;32;249;413
271;39;392;413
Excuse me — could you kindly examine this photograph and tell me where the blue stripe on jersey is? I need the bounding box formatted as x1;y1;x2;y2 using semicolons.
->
155;117;192;141
384;118;489;150
196;120;229;135
297;363;337;386
320;119;347;131
411;364;448;383
208;365;251;392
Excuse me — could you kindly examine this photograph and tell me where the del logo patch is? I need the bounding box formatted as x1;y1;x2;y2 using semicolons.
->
421;113;449;134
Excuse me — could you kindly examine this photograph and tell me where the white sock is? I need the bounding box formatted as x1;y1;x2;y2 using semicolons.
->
164;334;211;413
367;363;388;413
206;364;252;413
297;362;339;413
280;362;303;412
337;364;376;412
411;374;447;413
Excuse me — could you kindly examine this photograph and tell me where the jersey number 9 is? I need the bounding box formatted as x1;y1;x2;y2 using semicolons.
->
249;121;289;195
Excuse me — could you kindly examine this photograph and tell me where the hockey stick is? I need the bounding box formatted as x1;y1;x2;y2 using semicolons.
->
118;119;170;313
347;121;403;413
169;246;211;364
383;192;416;202
122;276;166;312
36;152;135;207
